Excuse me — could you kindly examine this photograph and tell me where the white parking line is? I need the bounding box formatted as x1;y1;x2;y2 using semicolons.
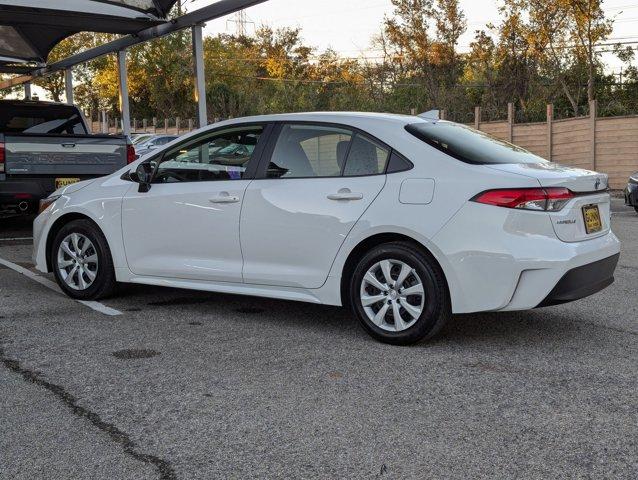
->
0;237;33;241
0;257;122;316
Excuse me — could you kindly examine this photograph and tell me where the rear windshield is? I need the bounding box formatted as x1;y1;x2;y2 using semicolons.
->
0;104;86;135
405;122;548;165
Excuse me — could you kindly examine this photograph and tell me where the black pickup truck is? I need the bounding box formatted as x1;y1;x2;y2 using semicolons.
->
0;100;135;215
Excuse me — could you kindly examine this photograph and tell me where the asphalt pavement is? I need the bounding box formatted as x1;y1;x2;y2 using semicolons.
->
0;199;636;479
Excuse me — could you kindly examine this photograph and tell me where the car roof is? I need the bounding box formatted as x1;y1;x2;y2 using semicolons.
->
158;112;434;152
214;111;427;127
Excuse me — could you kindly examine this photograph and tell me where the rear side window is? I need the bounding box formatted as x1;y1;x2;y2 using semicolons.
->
343;134;390;176
406;122;548;165
0;104;86;135
267;124;353;178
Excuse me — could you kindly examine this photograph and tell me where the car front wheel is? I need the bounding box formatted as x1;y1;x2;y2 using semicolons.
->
51;219;117;300
350;242;450;345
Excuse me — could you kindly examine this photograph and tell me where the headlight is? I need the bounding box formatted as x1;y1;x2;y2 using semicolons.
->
38;195;61;214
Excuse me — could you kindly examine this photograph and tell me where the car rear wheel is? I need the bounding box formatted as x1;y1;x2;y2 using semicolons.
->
51;219;117;300
350;242;450;345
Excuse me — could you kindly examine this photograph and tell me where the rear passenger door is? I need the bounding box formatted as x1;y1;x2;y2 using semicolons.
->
240;123;390;289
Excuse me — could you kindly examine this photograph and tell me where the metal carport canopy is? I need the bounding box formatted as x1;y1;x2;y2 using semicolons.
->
0;0;180;66
0;0;270;133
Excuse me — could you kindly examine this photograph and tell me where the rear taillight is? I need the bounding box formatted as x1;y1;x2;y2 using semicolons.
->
0;142;5;173
126;144;136;164
472;187;574;212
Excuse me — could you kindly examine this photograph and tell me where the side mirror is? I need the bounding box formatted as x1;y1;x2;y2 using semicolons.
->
136;162;154;193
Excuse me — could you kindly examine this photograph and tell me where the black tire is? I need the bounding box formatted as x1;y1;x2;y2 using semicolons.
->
349;241;450;345
51;219;117;300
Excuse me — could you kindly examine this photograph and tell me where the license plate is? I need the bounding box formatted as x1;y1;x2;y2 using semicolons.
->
55;177;80;189
582;204;602;234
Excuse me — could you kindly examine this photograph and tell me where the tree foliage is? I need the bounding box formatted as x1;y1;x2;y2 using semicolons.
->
5;0;633;123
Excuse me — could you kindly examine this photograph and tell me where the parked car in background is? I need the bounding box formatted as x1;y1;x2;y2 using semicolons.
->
134;135;179;157
624;172;638;214
0;100;135;215
33;112;620;345
131;133;154;145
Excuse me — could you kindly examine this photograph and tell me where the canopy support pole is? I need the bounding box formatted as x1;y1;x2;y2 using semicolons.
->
117;50;131;137
192;24;207;128
24;82;32;100
64;68;74;105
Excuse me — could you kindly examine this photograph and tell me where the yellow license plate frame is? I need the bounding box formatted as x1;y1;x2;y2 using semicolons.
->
55;177;81;189
582;204;602;234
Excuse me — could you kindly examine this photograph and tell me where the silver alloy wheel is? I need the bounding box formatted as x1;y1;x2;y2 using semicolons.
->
360;259;425;332
56;233;98;291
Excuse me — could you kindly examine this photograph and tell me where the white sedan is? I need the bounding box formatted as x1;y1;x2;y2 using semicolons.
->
33;112;620;345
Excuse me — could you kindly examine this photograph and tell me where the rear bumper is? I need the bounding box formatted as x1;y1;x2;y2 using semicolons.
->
0;178;50;203
0;176;97;210
432;201;621;313
536;253;619;307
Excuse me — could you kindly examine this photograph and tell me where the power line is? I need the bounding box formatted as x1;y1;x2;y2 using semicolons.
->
211;71;636;88
201;38;638;65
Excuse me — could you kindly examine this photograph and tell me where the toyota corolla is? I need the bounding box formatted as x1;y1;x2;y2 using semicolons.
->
33;113;620;345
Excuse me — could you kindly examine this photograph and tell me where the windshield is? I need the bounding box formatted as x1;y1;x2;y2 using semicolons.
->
406;122;548;165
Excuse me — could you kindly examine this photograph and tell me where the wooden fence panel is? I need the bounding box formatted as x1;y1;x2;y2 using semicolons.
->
479;121;508;141
596;116;638;189
512;122;547;158
545;118;592;170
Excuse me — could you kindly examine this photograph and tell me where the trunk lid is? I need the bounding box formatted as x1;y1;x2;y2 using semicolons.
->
485;162;608;193
486;162;611;243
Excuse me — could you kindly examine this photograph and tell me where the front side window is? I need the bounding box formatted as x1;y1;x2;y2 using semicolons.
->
267;124;353;178
154;126;263;183
406;122;548;165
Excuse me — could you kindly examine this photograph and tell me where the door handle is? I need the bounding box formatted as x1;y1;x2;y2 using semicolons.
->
61;143;76;148
327;189;364;201
209;193;240;204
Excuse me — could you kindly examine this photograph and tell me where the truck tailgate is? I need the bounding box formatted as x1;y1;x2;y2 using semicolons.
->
4;134;127;176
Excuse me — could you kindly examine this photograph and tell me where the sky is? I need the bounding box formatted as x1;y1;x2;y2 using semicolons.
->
192;0;638;74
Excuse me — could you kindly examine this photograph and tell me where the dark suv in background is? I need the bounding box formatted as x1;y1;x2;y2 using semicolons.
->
625;173;638;214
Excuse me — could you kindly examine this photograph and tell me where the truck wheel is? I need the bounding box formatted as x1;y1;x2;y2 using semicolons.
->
51;219;117;300
349;242;450;345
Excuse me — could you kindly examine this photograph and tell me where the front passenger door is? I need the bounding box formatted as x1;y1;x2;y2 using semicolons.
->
122;125;267;283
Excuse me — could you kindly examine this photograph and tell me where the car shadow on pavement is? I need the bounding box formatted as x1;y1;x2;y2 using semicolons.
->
108;284;606;348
